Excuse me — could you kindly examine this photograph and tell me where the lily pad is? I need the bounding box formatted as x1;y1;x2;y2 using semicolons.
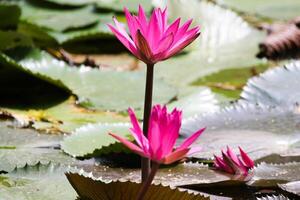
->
241;61;300;107
96;0;153;13
155;0;265;87
181;103;300;160
2;96;129;133
61;123;132;157
256;195;291;200
0;120;74;172
19;2;98;32
2;48;177;111
0;163;77;200
0;2;21;29
168;87;219;119
0;31;33;51
66;173;208;200
68;162;230;187
216;0;300;20
40;0;96;7
279;181;300;196
248;162;300;187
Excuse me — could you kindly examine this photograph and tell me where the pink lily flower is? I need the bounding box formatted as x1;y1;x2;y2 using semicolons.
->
214;146;255;176
107;5;201;65
109;105;205;165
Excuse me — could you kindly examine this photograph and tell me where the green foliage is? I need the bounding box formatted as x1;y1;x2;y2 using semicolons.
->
0;2;21;29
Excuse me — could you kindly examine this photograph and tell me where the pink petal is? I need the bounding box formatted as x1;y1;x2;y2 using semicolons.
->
137;5;148;33
128;108;148;150
136;30;153;63
147;8;162;50
177;127;206;150
222;150;248;175
109;133;146;157
173;19;193;42
165;31;200;59
107;24;139;56
239;146;254;168
161;148;190;165
164;18;181;37
154;33;174;55
226;146;241;166
124;8;139;42
214;155;234;174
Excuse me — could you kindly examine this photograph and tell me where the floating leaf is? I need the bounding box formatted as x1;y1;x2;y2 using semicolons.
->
40;0;96;7
181;103;300;160
0;163;77;200
96;0;153;13
0;31;33;51
168;87;219;118
68;162;230;187
66;173;209;200
0;120;74;172
279;181;300;196
155;0;265;87
248;162;300;187
61;123;131;157
0;2;21;29
2;96;129;133
256;195;291;200
241;61;300;107
19;2;99;32
2;48;177;111
216;0;300;20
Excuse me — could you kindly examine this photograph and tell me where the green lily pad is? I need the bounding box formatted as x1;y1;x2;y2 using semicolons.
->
0;2;21;29
182;103;300;160
66;173;209;200
0;31;33;51
156;0;265;87
40;0;96;7
2;96;129;133
96;0;153;13
216;0;300;20
0;120;74;172
19;1;99;32
0;163;77;200
61;123;132;157
68;162;230;187
241;61;300;107
279;181;300;196
248;162;300;187
2;48;177;111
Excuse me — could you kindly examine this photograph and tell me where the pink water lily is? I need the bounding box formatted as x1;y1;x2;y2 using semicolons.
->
214;146;255;176
108;6;201;65
110;105;205;164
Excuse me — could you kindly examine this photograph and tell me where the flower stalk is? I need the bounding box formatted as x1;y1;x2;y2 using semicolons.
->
141;64;154;181
136;162;160;200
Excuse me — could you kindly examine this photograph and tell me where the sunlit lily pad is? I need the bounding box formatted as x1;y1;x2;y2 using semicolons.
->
61;123;132;157
68;162;230;187
241;61;300;107
248;162;300;187
0;163;76;200
0;120;74;172
256;195;291;200
279;181;300;196
155;0;265;87
216;0;300;20
1;48;177;111
182;103;300;160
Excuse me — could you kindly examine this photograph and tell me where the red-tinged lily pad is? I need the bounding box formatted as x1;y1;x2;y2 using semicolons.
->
65;172;209;200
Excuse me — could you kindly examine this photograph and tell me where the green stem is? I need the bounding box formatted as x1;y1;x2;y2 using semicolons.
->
136;162;160;200
141;64;154;182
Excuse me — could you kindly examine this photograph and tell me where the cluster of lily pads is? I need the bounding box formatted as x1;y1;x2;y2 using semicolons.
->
1;0;300;199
